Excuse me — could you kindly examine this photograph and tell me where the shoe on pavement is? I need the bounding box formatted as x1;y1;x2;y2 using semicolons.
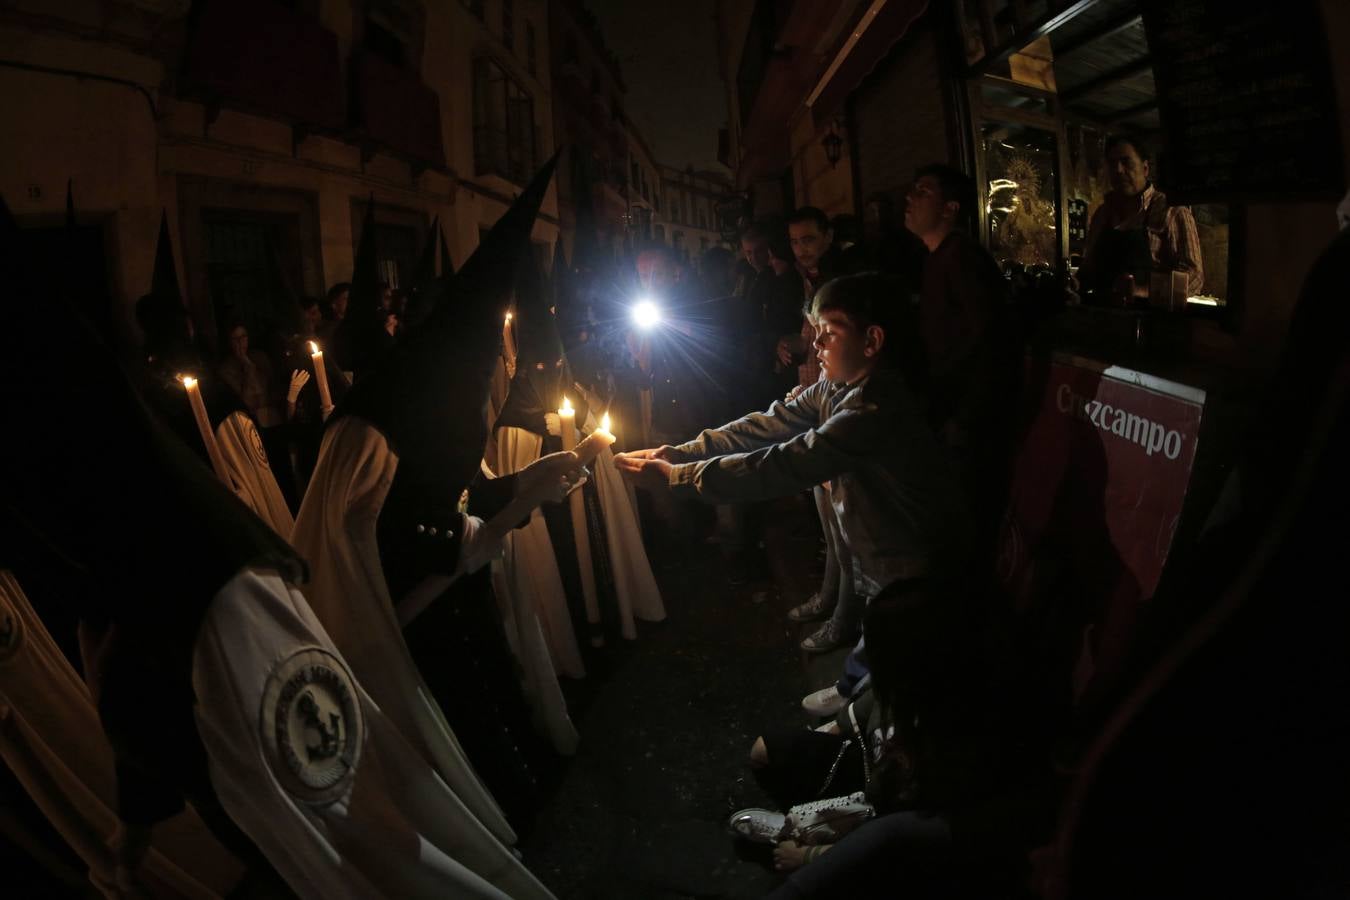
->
727;808;786;845
801;685;846;717
800;619;851;654
787;592;832;623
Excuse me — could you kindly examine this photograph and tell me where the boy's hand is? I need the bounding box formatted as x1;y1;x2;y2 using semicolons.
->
614;452;674;492
619;445;685;463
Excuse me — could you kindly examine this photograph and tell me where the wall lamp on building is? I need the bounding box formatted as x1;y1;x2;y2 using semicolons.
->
822;121;845;168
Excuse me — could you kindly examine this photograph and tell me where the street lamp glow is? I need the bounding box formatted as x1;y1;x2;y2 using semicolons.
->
632;299;661;329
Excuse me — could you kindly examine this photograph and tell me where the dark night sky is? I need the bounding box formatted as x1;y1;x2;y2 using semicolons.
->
588;0;730;176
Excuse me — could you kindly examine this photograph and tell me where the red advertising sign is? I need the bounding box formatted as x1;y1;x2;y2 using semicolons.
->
997;357;1205;695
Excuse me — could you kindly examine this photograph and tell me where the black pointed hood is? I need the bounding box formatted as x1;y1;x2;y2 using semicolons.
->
137;211;246;433
400;215;441;332
494;250;569;435
0;289;302;628
439;222;455;278
340;151;559;498
549;238;569;314
0;194;24;290
151;210;183;307
331;195;390;375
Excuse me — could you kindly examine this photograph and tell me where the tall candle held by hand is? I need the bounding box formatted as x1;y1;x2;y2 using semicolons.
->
181;375;231;483
309;341;334;419
558;396;577;451
574;412;616;468
503;311;517;365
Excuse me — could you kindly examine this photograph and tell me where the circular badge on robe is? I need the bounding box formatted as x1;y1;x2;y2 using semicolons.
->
260;647;363;805
0;593;21;663
246;421;271;470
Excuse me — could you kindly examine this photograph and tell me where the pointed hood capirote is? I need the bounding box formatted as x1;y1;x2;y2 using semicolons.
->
0;290;302;631
439;222;455;278
339;150;560;500
137;210;246;431
400;215;442;333
151;209;183;307
331;195;390;375
494;249;569;435
0;194;24;289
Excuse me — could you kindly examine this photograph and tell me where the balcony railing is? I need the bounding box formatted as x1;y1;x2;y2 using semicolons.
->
351;49;446;170
182;0;343;131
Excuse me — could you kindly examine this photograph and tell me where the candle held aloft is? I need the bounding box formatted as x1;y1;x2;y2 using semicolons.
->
181;375;231;484
574;412;616;468
557;396;577;452
308;341;334;420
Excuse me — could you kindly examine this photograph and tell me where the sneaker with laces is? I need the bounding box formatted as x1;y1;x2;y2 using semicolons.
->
801;685;846;717
787;592;833;623
727;808;786;845
800;619;851;654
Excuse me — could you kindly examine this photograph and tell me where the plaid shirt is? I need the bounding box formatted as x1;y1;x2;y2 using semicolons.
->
1084;184;1205;295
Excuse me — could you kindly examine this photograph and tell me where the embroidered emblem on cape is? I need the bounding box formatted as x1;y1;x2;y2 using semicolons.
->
0;593;21;663
260;647;363;804
247;421;271;469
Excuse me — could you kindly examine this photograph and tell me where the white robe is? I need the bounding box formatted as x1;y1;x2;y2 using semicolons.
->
581;412;666;637
0;571;240;899
490;427;582;755
216;411;295;538
193;567;555;900
290;417;515;846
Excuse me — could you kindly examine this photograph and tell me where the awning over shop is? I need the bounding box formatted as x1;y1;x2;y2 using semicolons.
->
807;0;930;128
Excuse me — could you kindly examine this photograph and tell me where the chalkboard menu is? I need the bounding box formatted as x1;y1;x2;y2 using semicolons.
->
1140;1;1344;203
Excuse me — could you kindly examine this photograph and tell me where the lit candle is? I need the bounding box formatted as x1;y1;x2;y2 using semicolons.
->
557;396;577;451
574;413;617;468
180;375;231;484
309;341;334;420
503;311;517;365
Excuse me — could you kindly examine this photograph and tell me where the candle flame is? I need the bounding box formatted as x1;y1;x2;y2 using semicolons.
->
561;396;573;414
308;341;320;355
180;375;197;389
505;312;513;322
601;412;611;432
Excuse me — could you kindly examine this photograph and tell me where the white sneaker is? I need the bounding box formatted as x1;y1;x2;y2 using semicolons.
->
801;685;846;717
727;808;786;845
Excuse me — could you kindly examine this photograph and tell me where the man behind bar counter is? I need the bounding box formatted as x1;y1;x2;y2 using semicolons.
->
1078;134;1204;304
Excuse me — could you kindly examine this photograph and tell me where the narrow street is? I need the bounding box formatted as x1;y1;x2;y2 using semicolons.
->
522;496;850;900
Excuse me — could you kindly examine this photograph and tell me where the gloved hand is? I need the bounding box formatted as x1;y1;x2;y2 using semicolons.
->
544;411;563;437
287;369;311;404
517;451;587;507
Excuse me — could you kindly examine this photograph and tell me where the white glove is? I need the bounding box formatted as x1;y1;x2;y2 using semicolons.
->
518;451;587;506
287;369;311;404
457;515;498;574
544;411;563;437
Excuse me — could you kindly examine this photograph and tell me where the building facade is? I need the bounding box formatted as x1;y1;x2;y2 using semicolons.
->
657;165;734;264
0;0;557;352
717;0;1350;371
548;0;628;264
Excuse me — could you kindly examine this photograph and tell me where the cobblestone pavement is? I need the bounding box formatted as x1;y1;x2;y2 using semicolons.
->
522;495;851;900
